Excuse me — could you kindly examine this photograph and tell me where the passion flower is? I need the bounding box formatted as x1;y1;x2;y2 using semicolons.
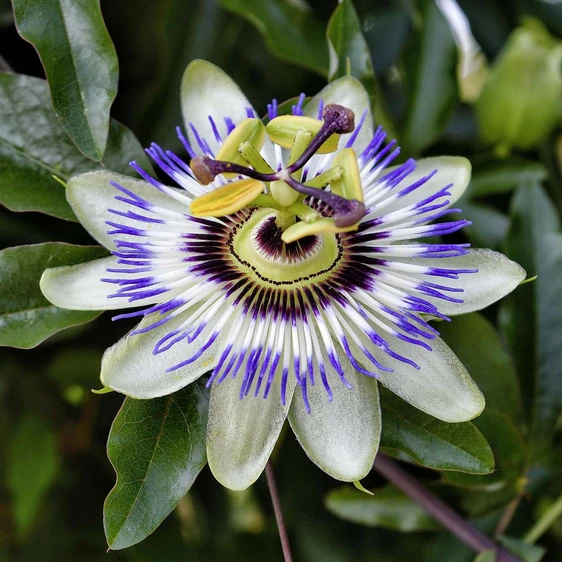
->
40;60;525;489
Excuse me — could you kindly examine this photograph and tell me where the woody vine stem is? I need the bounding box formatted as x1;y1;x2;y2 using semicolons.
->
266;454;524;562
373;454;522;562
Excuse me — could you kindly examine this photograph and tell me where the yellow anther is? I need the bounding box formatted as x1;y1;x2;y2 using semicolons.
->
281;217;359;244
190;179;265;217
266;115;340;154
330;148;364;203
215;119;266;178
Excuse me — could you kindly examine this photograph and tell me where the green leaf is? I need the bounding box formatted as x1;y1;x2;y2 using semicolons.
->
443;410;527;488
327;0;373;84
104;382;209;550
501;184;562;459
468;159;547;199
380;389;494;474
7;414;61;537
101;0;228;150
13;0;118;161
439;313;522;423
325;485;441;531
459;480;523;519
401;0;458;155
454;201;509;251
326;0;394;136
496;536;546;562
218;0;329;76
0;73;153;221
0;243;107;348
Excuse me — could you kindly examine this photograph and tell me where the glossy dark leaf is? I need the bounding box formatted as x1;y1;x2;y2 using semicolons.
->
455;201;509;251
0;73;152;221
327;0;374;85
443;410;527;488
102;0;224;150
218;0;329;76
468;159;547;199
459;479;523;518
104;382;209;550
380;389;494;474
13;0;118;161
0;243;107;348
325;486;441;532
501;184;562;459
401;0;458;155
361;4;411;74
326;0;394;135
496;536;546;562
439;313;522;423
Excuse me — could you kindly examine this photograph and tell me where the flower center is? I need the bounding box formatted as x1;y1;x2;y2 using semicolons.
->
231;208;341;285
189;103;367;241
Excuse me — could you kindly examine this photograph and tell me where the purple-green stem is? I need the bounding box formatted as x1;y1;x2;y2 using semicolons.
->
373;453;522;562
266;461;293;562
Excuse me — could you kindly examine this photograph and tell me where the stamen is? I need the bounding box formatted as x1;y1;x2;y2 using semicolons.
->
284;176;365;227
286;104;356;174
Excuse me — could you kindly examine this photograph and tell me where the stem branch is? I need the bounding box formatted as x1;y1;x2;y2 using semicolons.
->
523;491;562;544
373;453;521;562
265;461;293;562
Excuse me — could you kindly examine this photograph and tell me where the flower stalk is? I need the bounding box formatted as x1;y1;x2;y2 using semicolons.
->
265;461;293;562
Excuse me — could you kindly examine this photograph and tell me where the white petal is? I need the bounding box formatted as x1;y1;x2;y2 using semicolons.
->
40;256;161;311
206;371;296;491
381;156;471;215
376;335;484;422
412;249;526;315
289;366;381;481
304;76;374;155
181;60;255;156
67;171;187;251
101;314;222;399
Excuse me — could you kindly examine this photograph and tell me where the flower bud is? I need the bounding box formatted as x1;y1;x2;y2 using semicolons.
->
476;19;562;153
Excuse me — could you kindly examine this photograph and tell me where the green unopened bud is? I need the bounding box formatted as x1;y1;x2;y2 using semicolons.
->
266;115;340;153
215;119;266;177
476;19;562;153
190;179;265;217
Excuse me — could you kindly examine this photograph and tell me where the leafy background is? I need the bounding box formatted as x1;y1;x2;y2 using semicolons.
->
0;0;561;560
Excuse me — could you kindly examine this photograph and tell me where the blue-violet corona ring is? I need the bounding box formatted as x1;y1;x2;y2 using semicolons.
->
40;60;526;488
